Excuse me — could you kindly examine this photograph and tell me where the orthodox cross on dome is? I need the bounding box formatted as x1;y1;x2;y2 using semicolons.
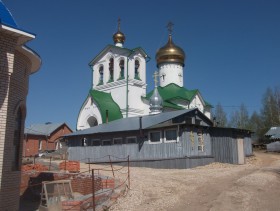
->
167;21;174;35
118;17;121;31
153;71;159;87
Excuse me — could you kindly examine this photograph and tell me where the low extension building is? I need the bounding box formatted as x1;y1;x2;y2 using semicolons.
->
24;122;73;157
265;126;280;141
265;127;280;152
66;109;252;168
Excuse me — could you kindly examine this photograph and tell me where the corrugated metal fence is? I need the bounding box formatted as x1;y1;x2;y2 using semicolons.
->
267;141;280;152
68;127;252;168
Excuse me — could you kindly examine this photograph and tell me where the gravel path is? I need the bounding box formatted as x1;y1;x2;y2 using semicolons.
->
109;151;280;211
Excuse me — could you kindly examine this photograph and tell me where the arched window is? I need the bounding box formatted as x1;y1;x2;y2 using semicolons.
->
135;60;140;80
87;116;98;127
12;109;22;171
98;66;104;85
119;59;124;79
109;58;114;82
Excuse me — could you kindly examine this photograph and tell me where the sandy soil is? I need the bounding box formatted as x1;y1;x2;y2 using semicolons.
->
107;151;280;211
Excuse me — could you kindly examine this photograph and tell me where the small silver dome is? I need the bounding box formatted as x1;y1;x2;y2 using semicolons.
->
149;87;163;114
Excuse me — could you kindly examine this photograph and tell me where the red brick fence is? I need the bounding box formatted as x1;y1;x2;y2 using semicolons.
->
20;155;130;210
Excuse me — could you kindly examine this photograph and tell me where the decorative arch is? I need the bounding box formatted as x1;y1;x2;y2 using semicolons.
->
87;116;98;127
13;100;26;119
106;54;114;60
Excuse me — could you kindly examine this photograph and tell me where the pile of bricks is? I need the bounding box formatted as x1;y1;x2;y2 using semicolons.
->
101;177;115;189
20;172;103;196
21;164;48;171
71;174;102;194
61;200;83;211
59;161;80;173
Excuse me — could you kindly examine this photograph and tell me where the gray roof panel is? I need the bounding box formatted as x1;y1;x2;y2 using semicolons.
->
265;127;280;136
25;123;65;136
65;109;203;137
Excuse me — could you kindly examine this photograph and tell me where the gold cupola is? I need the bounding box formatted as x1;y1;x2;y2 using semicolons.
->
113;18;125;46
156;24;185;67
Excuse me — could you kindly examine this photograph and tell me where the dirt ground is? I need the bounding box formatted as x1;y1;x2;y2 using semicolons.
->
109;151;280;211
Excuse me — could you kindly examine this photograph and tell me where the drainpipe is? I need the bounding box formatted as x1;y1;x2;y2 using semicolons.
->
126;53;150;118
139;116;143;137
106;110;109;123
126;51;134;118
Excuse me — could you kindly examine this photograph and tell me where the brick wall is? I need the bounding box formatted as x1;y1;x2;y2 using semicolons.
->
24;135;47;157
21;172;103;197
0;32;33;210
23;124;73;157
49;124;72;143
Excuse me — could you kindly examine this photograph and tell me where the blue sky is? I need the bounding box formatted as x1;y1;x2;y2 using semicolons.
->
4;0;280;130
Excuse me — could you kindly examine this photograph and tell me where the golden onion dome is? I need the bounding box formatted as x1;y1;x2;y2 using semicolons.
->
156;34;185;67
113;30;125;44
113;18;125;45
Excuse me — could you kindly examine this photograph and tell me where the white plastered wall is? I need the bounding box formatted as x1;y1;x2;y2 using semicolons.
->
77;97;102;130
189;94;204;112
92;49;148;118
158;63;184;87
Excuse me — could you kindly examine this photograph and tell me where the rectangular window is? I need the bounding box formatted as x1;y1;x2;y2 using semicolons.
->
102;139;112;146
126;136;137;144
149;131;162;144
39;139;42;150
91;139;101;146
165;129;178;142
113;138;123;145
197;129;204;151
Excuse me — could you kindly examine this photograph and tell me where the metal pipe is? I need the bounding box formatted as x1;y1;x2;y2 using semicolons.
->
88;158;90;173
126;50;135;118
128;155;130;189
92;169;95;211
106;110;109;123
109;155;115;177
139;116;143;137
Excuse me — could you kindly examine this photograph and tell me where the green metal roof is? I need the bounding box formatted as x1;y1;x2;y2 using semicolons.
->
89;45;148;66
146;83;197;101
145;83;212;109
204;100;213;108
89;89;123;123
162;101;184;109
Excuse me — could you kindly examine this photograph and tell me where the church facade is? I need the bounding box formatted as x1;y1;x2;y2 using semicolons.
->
77;21;212;130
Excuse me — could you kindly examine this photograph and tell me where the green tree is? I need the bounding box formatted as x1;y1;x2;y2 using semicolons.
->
213;103;228;127
247;111;262;140
228;103;250;129
259;87;280;137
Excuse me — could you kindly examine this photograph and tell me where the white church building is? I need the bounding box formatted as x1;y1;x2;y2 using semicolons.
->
77;21;212;130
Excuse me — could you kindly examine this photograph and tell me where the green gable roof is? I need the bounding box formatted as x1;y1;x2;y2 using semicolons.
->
204;100;213;108
145;83;212;109
163;101;184;110
89;89;123;123
146;83;197;101
89;45;148;66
